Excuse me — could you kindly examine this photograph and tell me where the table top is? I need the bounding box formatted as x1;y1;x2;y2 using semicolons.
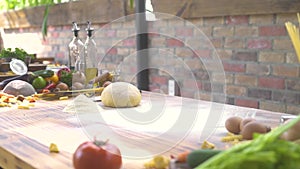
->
0;91;285;169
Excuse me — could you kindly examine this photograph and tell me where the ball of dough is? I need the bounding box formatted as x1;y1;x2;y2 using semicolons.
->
101;82;141;108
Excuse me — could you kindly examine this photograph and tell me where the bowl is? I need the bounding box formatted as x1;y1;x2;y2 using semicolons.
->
0;62;10;72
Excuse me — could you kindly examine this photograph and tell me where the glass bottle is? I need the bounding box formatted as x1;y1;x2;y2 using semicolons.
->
68;22;84;71
84;21;98;84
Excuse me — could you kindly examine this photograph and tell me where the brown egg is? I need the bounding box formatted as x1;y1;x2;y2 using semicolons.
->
281;119;300;141
240;118;256;131
225;116;243;134
241;121;268;140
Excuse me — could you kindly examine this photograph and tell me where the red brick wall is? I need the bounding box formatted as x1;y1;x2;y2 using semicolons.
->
2;13;300;114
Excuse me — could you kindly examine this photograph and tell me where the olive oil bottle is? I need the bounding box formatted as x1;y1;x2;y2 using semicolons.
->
68;22;84;71
83;21;98;86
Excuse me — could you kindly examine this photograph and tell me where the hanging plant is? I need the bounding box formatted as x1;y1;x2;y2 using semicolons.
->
1;0;75;40
1;0;136;40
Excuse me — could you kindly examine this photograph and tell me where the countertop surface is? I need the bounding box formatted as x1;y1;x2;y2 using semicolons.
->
0;91;285;169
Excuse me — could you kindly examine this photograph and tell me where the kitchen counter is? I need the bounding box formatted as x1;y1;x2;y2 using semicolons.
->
0;91;285;169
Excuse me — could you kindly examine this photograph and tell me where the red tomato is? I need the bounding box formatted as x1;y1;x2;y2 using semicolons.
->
73;140;122;169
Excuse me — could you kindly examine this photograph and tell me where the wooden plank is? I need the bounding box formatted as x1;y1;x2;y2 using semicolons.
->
0;134;72;169
0;0;125;29
152;0;300;18
0;145;35;169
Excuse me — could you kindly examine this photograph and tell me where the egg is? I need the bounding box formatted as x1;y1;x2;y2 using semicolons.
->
241;121;268;140
239;118;256;131
225;116;243;134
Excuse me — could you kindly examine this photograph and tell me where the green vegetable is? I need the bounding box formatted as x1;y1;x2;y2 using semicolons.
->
0;48;35;62
187;149;222;168
33;69;54;78
32;76;47;89
59;70;72;87
196;115;300;169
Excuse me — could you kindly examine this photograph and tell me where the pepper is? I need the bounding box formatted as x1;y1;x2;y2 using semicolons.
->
44;83;57;91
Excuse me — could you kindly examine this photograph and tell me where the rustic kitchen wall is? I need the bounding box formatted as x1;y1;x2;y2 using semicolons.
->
146;14;300;115
1;0;300;114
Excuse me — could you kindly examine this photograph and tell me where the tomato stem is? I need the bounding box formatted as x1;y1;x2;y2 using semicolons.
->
93;137;109;147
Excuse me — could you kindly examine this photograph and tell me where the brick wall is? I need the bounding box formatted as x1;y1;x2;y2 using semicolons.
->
2;13;300;114
146;14;300;115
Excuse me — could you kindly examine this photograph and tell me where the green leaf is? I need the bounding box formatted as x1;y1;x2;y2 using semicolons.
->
42;4;49;40
129;0;134;9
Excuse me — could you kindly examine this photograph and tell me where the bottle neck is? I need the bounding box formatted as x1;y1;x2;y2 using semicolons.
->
74;31;79;37
87;31;92;37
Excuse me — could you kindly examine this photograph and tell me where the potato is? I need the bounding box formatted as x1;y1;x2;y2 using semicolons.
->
225;116;243;134
281;119;300;141
240;118;256;131
55;82;69;91
241;121;269;140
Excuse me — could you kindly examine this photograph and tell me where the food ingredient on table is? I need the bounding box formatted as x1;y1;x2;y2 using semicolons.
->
56;67;71;78
0;73;30;90
176;151;190;163
187;149;222;168
102;81;112;87
59;69;73;87
73;139;122;169
281;119;300;141
91;72;114;87
195;115;300;169
201;140;215;149
33;69;54;78
241;121;269;140
45;73;59;84
101;82;141;108
59;96;69;100
0;91;36;108
72;71;86;84
144;155;170;169
225;116;243;134
32;76;47;89
44;83;57;91
2;80;36;96
225;116;270;140
239;118;256;131
55;82;69;91
221;132;243;142
49;143;59;153
17;102;34;109
72;82;84;90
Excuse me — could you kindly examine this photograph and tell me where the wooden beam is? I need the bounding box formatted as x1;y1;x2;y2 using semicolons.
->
152;0;300;18
0;0;126;29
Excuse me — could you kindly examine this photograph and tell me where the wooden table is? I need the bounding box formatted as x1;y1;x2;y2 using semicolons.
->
0;91;285;169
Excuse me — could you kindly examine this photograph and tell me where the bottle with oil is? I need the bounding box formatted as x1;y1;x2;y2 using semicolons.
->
68;22;84;71
84;21;98;86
